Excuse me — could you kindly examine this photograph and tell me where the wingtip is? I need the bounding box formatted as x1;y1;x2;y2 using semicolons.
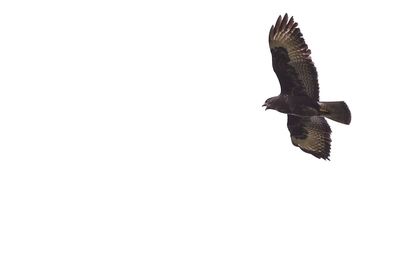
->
273;14;297;34
287;16;295;30
280;13;288;31
275;15;282;31
269;25;274;40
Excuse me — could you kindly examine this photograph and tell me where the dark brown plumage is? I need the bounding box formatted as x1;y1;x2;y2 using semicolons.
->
263;14;351;160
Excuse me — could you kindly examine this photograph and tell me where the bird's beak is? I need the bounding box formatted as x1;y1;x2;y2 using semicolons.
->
262;103;268;110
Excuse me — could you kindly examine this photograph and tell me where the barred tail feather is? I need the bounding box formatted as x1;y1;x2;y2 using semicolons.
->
319;101;351;125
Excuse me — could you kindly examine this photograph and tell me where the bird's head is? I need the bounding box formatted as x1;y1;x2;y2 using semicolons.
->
262;97;276;110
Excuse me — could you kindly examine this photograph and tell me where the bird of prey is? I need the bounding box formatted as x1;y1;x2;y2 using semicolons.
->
263;14;351;160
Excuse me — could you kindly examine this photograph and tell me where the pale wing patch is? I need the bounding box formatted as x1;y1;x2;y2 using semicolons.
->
288;116;331;159
291;127;329;154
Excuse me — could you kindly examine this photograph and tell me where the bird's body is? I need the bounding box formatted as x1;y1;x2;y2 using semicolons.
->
263;14;351;160
265;94;320;116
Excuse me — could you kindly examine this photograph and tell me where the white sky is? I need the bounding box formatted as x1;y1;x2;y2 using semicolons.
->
1;0;399;266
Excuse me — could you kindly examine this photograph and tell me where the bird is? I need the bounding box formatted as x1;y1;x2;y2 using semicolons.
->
263;14;351;160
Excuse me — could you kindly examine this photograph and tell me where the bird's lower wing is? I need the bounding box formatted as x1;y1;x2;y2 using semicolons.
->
287;115;332;160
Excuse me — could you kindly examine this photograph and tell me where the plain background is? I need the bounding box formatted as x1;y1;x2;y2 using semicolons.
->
1;0;399;266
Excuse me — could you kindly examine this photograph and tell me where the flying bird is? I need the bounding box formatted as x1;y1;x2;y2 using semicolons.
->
263;14;351;160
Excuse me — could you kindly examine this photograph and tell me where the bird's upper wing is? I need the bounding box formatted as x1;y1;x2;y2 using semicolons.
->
269;14;320;100
287;115;331;159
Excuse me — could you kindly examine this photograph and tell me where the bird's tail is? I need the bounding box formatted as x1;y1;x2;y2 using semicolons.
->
319;101;351;125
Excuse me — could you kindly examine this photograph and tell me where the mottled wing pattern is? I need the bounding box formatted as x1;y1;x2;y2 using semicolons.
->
269;14;320;100
287;115;332;160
